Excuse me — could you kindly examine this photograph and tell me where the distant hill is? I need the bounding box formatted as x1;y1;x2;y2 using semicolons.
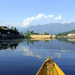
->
57;29;75;36
21;22;75;34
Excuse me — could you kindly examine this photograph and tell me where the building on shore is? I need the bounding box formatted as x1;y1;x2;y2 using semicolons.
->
68;33;75;38
30;34;57;38
0;26;24;39
52;35;57;38
0;26;9;30
30;34;52;38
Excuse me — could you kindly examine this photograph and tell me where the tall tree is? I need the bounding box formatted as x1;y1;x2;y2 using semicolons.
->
26;30;29;35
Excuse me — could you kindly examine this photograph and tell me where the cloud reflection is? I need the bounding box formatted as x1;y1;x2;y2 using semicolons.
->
17;46;47;59
16;46;65;59
55;53;61;58
17;43;75;59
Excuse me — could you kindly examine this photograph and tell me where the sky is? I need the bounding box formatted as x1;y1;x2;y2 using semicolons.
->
0;0;75;29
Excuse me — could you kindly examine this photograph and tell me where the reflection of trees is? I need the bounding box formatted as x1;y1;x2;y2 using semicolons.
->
30;41;34;44
0;39;24;50
57;38;68;41
0;43;18;50
44;40;50;42
24;39;52;45
15;45;17;49
10;44;18;50
57;38;75;45
24;39;39;45
27;40;29;45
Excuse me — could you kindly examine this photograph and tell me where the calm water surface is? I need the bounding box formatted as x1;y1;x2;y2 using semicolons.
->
0;38;75;75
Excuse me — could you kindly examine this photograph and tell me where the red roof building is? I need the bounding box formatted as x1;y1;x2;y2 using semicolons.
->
0;26;9;29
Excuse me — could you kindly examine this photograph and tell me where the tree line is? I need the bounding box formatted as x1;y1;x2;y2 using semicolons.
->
23;30;50;38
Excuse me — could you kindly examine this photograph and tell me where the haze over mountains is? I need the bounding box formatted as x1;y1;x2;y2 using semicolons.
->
22;22;75;34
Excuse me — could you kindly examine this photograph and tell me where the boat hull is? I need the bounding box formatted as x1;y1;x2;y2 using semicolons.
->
36;57;65;75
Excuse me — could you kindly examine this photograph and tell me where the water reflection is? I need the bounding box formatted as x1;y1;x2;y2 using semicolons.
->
17;45;75;59
0;38;75;75
0;39;24;50
25;38;75;45
68;38;75;41
17;38;75;59
57;38;75;44
0;38;75;59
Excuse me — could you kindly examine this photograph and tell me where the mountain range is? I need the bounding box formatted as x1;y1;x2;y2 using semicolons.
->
21;22;75;34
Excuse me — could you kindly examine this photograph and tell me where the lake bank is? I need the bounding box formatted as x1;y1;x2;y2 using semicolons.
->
57;36;75;38
0;34;24;40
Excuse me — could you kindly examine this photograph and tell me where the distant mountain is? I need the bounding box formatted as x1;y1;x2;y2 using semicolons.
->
22;22;75;34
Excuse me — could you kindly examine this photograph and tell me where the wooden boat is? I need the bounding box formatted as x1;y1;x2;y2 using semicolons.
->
36;56;65;75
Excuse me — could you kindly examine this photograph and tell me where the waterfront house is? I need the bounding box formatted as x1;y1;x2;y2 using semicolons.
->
52;35;57;38
68;33;75;38
30;34;52;38
0;26;9;30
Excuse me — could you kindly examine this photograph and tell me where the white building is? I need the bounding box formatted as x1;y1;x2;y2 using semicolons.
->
52;35;57;38
68;33;75;36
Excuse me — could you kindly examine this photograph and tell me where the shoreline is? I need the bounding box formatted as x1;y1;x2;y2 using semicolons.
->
57;36;75;38
0;34;25;40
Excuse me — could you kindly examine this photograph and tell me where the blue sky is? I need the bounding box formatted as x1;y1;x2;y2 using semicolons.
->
0;0;75;28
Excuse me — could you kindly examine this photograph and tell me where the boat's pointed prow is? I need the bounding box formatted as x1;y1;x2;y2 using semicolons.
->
45;56;52;62
47;56;51;60
36;56;65;75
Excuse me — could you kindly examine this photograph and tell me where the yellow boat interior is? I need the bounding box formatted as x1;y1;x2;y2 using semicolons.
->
36;57;65;75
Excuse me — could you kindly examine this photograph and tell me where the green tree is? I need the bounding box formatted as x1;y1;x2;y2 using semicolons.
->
30;30;34;34
21;32;23;35
14;27;17;31
44;32;49;35
26;30;29;35
26;30;30;38
41;33;43;35
24;33;26;34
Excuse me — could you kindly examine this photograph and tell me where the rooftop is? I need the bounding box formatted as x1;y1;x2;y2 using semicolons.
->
0;26;8;28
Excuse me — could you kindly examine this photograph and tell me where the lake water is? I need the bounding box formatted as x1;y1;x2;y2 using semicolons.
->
0;38;75;75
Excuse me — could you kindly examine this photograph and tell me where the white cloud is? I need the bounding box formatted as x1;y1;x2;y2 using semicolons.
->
61;20;71;24
22;17;35;27
1;14;54;28
22;14;54;27
55;15;62;20
1;14;66;28
36;14;53;19
36;14;44;19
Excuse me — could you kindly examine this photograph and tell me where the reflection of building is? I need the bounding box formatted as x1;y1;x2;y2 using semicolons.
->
68;39;75;41
30;38;52;41
52;38;57;40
